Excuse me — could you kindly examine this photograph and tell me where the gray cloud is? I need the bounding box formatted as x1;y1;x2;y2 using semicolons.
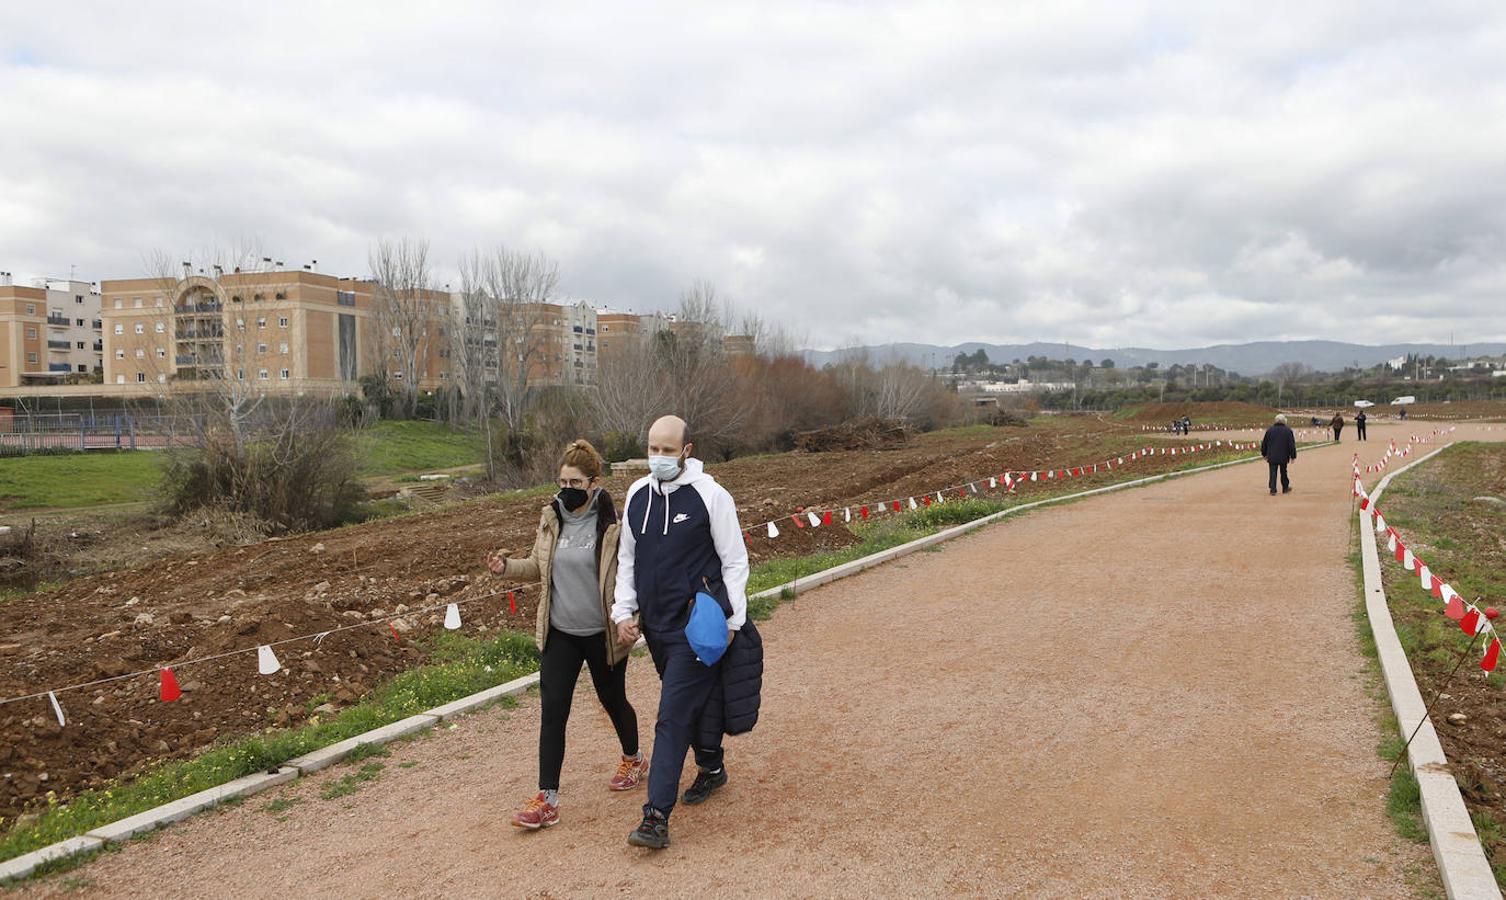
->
2;1;1503;350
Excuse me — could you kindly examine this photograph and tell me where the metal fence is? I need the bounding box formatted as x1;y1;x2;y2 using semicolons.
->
0;413;200;455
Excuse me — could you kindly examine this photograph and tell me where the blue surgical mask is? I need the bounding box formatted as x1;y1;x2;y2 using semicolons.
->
648;454;682;481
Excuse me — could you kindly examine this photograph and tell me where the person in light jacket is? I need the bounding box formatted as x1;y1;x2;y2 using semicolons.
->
612;415;761;850
487;439;644;831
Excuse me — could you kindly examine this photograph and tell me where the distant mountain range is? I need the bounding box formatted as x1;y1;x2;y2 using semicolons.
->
801;340;1506;376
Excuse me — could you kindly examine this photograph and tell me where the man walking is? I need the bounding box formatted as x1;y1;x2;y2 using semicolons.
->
1329;412;1345;442
1261;413;1297;495
612;415;762;850
1356;410;1368;441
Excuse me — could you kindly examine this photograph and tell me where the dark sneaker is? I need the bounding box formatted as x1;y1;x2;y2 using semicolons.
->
628;808;670;849
682;767;728;805
1282;487;1292;494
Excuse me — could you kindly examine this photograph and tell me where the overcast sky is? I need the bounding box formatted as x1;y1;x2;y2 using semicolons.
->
2;2;1503;350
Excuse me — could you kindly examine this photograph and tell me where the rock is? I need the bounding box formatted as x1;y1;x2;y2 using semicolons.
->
312;581;331;594
391;618;414;633
98;630;122;641
303;659;322;673
217;615;232;625
311;542;326;554
182;681;202;693
124;596;140;607
341;610;367;621
1472;496;1506;507
1448;712;1468;726
133;612;156;626
394;604;409;615
424;593;439;604
368;609;387;619
312;702;338;716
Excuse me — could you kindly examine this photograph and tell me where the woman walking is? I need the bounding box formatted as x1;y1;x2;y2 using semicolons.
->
486;439;645;830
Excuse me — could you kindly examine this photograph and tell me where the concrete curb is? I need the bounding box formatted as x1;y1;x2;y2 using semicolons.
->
0;445;1282;884
1358;443;1501;900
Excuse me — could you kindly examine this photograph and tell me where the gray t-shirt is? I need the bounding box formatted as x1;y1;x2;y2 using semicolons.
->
549;497;603;636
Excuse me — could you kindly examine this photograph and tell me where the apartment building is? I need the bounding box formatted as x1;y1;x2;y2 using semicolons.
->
451;298;599;387
595;309;668;359
0;273;102;387
99;267;450;393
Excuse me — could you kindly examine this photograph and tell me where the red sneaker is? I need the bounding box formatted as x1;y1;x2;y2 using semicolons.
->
609;754;646;791
511;792;559;829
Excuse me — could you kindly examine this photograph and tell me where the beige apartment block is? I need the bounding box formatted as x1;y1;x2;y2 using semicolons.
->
0;273;103;387
99;268;451;395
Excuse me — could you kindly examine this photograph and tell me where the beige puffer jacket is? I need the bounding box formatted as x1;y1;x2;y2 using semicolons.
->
501;492;633;666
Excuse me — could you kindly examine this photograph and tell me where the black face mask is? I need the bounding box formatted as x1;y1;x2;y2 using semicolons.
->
557;487;590;510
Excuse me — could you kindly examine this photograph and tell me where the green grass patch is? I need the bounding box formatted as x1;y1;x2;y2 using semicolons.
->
0;451;160;510
354;420;485;477
0;629;538;865
320;762;385;800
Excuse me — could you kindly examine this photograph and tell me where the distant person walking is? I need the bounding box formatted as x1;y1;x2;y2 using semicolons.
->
1329;413;1344;442
1261;413;1298;496
487;439;645;831
1399;407;1408;421
613;415;763;850
1355;410;1368;441
1181;415;1192;435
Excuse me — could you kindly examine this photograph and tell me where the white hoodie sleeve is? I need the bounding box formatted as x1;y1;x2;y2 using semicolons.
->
706;482;750;630
610;481;644;624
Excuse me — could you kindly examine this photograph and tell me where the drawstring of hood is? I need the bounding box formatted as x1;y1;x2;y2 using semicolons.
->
636;458;707;537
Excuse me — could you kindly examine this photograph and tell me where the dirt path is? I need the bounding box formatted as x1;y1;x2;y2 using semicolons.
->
22;423;1488;898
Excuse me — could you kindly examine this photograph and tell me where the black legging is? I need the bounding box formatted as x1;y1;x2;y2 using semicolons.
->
538;626;638;791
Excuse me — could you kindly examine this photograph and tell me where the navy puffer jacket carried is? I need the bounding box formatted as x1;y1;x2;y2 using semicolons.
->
696;620;763;744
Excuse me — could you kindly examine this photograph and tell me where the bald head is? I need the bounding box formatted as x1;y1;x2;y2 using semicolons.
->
647;415;691;457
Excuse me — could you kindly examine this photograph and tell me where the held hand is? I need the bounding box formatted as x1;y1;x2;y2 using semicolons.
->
617;620;640;646
485;550;508;576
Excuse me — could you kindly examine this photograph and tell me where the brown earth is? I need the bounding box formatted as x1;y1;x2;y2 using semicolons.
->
11;422;1460;897
1118;400;1276;426
0;419;1236;821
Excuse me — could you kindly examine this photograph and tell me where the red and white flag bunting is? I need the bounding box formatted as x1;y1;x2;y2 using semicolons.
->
1352;478;1500;673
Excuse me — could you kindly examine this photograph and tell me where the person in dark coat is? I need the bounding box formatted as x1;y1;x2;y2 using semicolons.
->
1329;413;1344;442
1355;410;1368;441
1261;414;1298;495
612;415;758;851
1181;415;1192;435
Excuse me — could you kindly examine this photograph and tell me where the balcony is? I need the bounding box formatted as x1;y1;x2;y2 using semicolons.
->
91;320;102;330
48;362;71;372
47;314;69;327
47;339;71;350
179;301;222;314
176;329;224;340
92;341;103;352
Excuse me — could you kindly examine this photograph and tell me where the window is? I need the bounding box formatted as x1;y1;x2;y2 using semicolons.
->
156;348;166;359
237;368;245;380
137;372;145;383
114;324;123;335
155;322;165;333
75;295;83;304
76;341;85;350
278;316;288;327
25;327;36;340
76;318;84;326
25;303;36;314
133;297;142;308
275;292;286;301
51;307;62;318
232;295;243;303
116;375;125;384
258;369;269;380
236;317;245;328
26;352;37;364
253;294;264;302
77;364;87;373
154;297;163;308
157;374;166;383
113;299;123;309
257;317;266;328
392;326;401;337
257;343;267;354
279;368;290;380
134;323;144;334
115;349;125;359
279;341;288;354
135;348;144;358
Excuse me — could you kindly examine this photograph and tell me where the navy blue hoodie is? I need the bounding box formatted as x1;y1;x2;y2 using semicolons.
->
610;458;750;639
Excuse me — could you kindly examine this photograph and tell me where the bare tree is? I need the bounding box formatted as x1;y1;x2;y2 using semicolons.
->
451;252;495;423
486;247;560;440
368;237;437;417
1270;361;1313;404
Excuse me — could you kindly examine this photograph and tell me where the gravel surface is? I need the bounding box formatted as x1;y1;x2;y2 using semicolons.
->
18;423;1478;898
